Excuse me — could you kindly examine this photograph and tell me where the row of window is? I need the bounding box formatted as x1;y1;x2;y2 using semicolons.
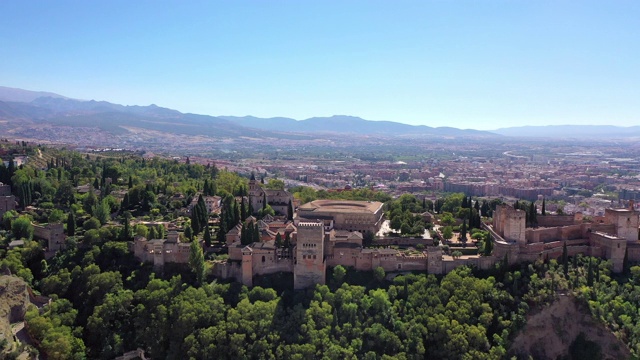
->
302;243;317;248
302;254;317;260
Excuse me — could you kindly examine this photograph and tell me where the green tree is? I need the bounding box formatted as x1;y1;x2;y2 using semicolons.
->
483;235;493;256
83;217;101;231
460;219;467;244
333;265;346;286
363;230;375;247
190;201;202;235
54;181;75;207
83;187;98;215
275;232;283;248
66;210;76;236
134;224;149;238
264;179;285;190
287;199;294;221
374;266;386;283
442;226;453;242
259;204;275;218
189;240;205;285
11;215;34;240
284;232;291;249
120;212;132;241
528;201;537;226
203;225;212;247
94;199;111;225
184;224;193;241
48;209;65;223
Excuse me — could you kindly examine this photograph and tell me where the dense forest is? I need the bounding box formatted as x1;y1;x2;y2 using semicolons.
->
1;144;640;359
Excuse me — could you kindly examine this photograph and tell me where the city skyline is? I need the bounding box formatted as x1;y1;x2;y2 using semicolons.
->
1;1;639;130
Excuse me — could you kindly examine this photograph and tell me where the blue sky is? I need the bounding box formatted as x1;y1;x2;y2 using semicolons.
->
1;1;638;130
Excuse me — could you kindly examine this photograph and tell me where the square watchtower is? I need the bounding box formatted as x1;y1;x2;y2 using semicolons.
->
294;222;326;290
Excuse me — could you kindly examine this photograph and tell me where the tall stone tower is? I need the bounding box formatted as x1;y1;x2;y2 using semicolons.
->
242;246;254;287
493;205;526;245
605;208;640;242
294;222;326;290
248;173;263;215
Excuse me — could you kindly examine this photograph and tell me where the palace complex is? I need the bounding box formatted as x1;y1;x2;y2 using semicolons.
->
132;198;640;290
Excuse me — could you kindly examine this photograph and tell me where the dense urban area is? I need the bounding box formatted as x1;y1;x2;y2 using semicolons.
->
1;136;640;360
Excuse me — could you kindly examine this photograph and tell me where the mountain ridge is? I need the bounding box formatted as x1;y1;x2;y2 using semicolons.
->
491;124;640;138
0;86;498;139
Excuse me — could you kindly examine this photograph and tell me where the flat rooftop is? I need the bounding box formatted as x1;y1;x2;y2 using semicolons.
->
298;200;383;214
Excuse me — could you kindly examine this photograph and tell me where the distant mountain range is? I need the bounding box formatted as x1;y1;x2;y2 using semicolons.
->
0;86;637;142
0;86;69;103
0;86;498;141
491;125;640;138
219;115;491;137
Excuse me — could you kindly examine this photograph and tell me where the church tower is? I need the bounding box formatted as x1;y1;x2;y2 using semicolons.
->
248;173;262;214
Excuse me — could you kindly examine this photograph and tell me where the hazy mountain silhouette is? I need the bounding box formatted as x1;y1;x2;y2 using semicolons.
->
491;125;640;138
0;86;496;139
0;86;70;103
219;115;492;137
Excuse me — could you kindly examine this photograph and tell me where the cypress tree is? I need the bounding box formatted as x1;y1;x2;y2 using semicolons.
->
197;194;208;232
240;197;247;221
66;210;76;236
191;204;201;235
462;197;468;209
122;214;131;241
253;224;260;243
481;200;489;217
484;234;493;256
184;224;193;241
7;159;15;185
287;199;294;221
233;200;240;225
541;198;546;216
203;225;212;246
275;232;283;248
460;219;467;243
262;193;267;211
217;209;227;243
128;176;133;189
122;193;130;210
529;202;537;226
284;232;291;249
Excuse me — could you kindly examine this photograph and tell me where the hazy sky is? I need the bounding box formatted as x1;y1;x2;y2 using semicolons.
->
1;1;638;130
